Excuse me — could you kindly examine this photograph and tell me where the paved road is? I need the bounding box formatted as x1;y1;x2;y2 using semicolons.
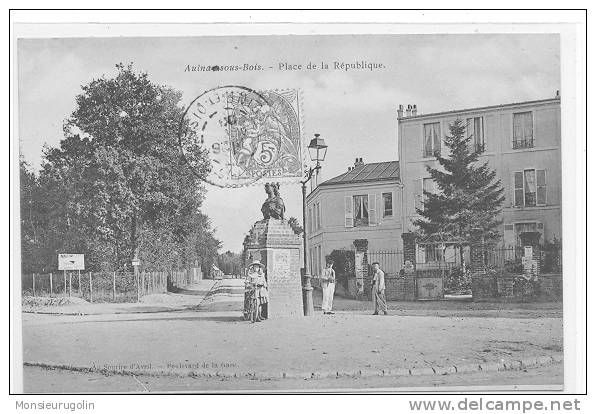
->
20;279;564;392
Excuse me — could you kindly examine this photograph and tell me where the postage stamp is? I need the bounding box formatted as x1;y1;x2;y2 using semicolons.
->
178;86;303;188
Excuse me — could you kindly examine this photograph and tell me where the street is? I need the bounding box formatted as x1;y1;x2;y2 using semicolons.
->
21;279;564;392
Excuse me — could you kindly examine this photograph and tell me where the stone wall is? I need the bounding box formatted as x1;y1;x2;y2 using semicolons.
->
385;275;409;301
472;270;562;302
538;273;563;300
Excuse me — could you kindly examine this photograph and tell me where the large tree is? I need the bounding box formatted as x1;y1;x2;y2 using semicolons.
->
216;251;242;276
23;63;219;272
413;119;505;250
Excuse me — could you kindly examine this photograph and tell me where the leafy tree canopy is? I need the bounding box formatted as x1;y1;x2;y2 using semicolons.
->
22;63;219;273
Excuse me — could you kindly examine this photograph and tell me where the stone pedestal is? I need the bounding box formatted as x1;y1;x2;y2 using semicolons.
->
401;232;418;301
353;239;369;299
470;228;496;301
520;231;542;278
243;219;303;317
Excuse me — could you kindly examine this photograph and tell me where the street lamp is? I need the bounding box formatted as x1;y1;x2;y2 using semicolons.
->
301;133;328;316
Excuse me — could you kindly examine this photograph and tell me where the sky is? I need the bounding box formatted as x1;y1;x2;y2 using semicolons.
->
17;34;560;252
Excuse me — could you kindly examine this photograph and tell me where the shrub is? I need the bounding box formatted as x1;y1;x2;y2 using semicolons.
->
444;266;471;294
327;250;355;289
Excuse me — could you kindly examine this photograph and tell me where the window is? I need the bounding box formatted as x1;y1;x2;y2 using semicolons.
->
345;194;377;227
423;122;441;157
382;192;393;217
353;195;369;227
505;222;544;246
466;116;485;152
513;112;534;149
513;169;546;207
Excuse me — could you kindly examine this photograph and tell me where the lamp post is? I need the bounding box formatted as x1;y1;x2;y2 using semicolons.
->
301;133;328;316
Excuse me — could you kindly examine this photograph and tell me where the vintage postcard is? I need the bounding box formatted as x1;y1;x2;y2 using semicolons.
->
11;14;585;395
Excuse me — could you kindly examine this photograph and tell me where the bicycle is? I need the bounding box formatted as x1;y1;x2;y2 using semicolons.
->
243;284;262;323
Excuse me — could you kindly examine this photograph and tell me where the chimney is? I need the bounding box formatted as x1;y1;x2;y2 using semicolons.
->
397;104;404;119
354;157;364;167
406;104;412;117
412;104;418;116
555;90;560;99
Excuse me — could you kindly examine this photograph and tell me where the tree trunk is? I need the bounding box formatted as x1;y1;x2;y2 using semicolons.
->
131;214;140;265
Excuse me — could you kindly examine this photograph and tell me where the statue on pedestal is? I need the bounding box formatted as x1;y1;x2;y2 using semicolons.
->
261;182;286;220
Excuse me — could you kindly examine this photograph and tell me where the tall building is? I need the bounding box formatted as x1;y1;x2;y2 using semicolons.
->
397;95;562;249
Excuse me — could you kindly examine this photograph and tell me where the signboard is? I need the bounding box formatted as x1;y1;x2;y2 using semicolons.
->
524;246;533;258
58;254;85;270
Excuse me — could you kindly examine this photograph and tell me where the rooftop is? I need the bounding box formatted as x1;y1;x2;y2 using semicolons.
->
320;160;400;186
398;96;560;122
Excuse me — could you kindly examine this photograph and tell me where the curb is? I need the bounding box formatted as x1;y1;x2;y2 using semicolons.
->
24;354;562;381
22;308;190;316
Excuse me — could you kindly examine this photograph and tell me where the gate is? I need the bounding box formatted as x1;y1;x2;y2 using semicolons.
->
415;268;446;300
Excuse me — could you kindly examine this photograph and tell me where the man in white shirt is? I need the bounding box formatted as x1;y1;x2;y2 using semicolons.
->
321;260;336;315
371;262;388;315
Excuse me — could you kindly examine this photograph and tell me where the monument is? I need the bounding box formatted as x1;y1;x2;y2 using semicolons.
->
243;183;303;317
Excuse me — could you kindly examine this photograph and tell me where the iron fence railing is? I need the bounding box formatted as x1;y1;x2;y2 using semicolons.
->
368;249;404;276
512;138;534;149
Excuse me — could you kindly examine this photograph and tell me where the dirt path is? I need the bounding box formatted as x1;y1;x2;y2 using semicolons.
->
20;279;564;392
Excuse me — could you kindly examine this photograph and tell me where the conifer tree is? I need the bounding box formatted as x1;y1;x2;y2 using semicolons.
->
413;119;505;250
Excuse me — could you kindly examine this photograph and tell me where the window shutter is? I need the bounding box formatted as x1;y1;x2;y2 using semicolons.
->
504;224;515;246
524;112;533;141
368;194;377;226
537;169;547;205
423;124;432;156
513;113;522;142
466;118;473;140
344;196;353;227
416;244;426;264
513;172;524;207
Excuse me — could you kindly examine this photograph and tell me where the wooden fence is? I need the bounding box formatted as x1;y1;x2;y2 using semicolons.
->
20;270;189;303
